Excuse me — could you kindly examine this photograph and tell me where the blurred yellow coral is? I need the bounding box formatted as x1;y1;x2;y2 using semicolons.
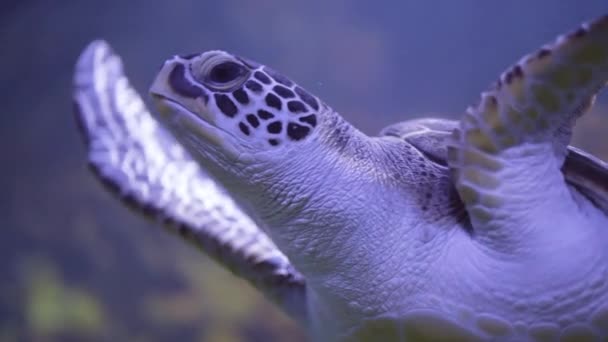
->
23;258;105;338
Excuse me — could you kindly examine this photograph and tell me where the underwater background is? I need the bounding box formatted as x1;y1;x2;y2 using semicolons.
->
2;1;607;341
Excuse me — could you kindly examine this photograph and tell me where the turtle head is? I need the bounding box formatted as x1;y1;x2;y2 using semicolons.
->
149;50;450;300
149;50;352;230
150;51;324;161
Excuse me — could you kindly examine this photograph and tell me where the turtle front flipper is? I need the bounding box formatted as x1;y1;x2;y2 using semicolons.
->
448;15;608;248
72;40;307;323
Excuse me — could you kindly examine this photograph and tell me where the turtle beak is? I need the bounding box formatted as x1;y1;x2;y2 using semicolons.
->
149;58;241;159
149;58;216;125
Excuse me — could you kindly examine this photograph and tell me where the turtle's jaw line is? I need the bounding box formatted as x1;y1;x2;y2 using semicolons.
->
150;93;240;159
149;58;223;139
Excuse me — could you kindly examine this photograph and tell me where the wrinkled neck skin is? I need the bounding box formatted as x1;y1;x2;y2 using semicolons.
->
184;109;466;338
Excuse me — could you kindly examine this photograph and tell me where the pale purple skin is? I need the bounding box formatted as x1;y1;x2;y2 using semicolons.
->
76;15;608;341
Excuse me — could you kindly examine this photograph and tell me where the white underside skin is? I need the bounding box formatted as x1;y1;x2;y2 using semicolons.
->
308;195;608;341
246;137;608;341
229;126;605;341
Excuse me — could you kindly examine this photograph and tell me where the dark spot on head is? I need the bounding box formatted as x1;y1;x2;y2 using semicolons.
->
287;101;306;113
232;88;249;104
239;122;250;135
265;93;282;110
268;139;279;146
169;64;204;99
287;122;310;141
295;87;319;111
254;71;271;84
267;121;282;134
246;114;260;128
536;49;551;59
245;80;263;93
258;109;274;120
299;114;317;127
273;85;295;99
263;66;293;86
214;94;237;117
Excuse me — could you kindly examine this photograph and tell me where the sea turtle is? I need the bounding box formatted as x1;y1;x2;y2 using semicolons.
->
73;15;608;341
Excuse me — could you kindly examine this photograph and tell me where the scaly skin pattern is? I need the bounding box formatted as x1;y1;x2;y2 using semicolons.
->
145;16;608;341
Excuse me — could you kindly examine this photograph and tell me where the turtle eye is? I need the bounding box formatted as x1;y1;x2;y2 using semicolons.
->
192;54;250;92
208;61;245;84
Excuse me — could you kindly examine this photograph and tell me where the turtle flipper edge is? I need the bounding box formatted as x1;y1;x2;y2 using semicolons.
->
447;15;608;246
72;40;307;323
